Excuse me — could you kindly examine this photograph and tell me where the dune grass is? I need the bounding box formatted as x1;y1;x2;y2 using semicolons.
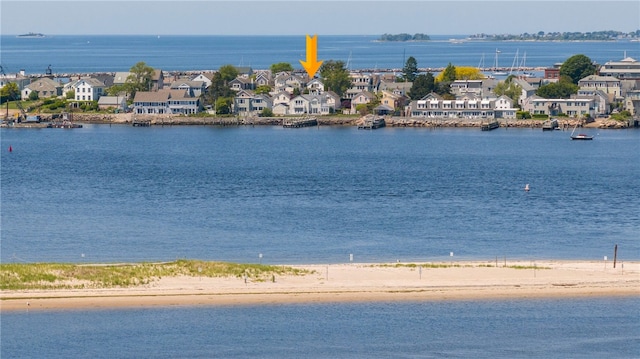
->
0;260;312;290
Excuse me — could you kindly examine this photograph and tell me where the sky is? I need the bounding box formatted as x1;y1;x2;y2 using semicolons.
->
1;0;639;36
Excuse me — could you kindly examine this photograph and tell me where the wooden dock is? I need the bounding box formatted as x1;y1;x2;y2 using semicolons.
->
283;118;318;128
358;118;386;130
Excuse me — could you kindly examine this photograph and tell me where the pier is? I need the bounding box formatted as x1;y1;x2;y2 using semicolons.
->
283;118;318;128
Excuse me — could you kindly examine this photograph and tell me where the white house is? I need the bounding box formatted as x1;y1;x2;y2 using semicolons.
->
73;78;105;101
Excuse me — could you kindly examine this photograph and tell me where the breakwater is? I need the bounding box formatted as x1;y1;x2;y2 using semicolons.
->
5;113;631;129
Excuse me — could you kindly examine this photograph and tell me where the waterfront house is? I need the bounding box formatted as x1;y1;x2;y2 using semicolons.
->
379;90;409;114
624;90;640;116
21;78;62;99
73;78;105;101
576;89;610;115
133;89;200;115
233;89;272;115
512;78;537;107
350;91;376;114
522;95;595;118
287;94;336;115
97;96;127;112
409;92;505;119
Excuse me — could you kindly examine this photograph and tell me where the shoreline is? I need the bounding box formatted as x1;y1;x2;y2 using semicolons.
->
3;113;632;129
2;260;638;312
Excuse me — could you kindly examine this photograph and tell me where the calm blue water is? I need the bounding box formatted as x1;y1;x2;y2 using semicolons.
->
1;35;638;74
2;298;639;358
1;126;639;264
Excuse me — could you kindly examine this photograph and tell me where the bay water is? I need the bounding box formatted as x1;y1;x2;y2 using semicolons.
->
1;125;638;264
1;34;638;75
2;298;639;358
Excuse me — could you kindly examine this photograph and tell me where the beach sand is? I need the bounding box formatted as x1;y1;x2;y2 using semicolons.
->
1;260;638;312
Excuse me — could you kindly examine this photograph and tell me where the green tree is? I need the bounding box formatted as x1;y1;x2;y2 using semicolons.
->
206;72;234;105
319;60;351;97
408;73;435;100
255;85;272;95
270;62;294;74
28;90;39;101
261;107;273;117
218;65;239;83
0;82;20;103
215;97;232;114
126;61;155;95
536;77;578;99
560;54;596;84
66;90;75;100
402;56;418;82
493;78;522;106
440;63;457;82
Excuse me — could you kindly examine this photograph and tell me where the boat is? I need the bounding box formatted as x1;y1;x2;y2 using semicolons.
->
569;123;593;140
358;117;385;130
542;118;558;131
524;184;530;192
571;133;593;140
492;49;508;76
16;32;45;38
481;120;499;131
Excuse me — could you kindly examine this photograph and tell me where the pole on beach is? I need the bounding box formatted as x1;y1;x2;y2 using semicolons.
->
613;244;618;268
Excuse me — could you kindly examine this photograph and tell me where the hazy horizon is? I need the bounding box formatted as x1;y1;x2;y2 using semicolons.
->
2;1;639;36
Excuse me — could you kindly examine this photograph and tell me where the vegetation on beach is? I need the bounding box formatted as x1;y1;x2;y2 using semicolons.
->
0;260;312;290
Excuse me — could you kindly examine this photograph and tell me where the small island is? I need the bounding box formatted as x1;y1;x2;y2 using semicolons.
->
378;33;430;42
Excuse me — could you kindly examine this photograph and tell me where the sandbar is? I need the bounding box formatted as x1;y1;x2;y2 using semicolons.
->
2;260;638;312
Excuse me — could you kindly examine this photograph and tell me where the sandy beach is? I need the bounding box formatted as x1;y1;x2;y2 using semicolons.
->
2;260;638;312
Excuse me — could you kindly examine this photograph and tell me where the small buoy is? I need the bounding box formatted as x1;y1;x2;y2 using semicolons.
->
8;146;12;152
524;184;530;192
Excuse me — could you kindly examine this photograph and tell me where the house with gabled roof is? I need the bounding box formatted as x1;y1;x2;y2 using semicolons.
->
73;78;106;101
229;77;255;92
132;88;201;115
306;78;325;95
522;95;595;118
113;72;132;85
21;78;62;99
169;80;206;97
409;92;508;119
191;72;215;88
379;90;409;113
254;71;272;87
274;72;306;94
233;89;272;115
578;75;622;101
151;69;164;91
97;96;127;111
378;81;412;97
350;91;376;114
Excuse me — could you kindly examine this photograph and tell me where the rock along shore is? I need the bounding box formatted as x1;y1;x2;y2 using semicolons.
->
7;113;633;129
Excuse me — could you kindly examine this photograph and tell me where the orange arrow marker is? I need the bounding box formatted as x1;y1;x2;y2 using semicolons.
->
300;34;323;78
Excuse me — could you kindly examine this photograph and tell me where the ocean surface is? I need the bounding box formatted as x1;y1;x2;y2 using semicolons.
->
1;125;639;264
3;298;639;358
1;34;639;75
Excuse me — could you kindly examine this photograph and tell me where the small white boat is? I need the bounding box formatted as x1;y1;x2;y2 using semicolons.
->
524;184;530;192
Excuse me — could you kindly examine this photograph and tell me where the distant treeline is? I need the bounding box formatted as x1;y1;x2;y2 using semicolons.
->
378;33;431;42
469;30;640;41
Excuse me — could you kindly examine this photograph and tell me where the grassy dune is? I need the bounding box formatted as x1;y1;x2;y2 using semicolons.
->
0;260;312;290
